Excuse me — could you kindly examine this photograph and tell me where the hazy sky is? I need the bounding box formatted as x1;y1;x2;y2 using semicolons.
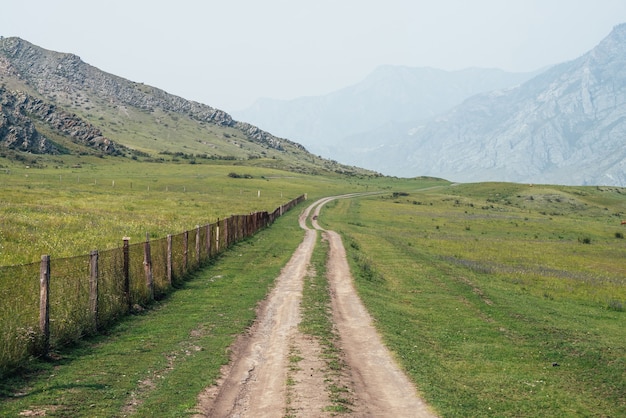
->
2;1;626;111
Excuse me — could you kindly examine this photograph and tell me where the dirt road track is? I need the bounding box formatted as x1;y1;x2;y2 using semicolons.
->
195;195;436;417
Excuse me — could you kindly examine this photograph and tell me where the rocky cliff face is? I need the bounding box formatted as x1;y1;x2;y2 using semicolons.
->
0;86;52;153
0;85;122;155
0;37;301;154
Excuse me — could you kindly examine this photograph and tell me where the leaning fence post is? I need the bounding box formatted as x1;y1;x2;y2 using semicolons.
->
39;254;50;356
89;250;99;332
167;234;173;286
123;237;131;312
144;233;154;301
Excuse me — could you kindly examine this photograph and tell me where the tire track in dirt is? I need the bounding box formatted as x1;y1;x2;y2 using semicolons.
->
195;194;437;417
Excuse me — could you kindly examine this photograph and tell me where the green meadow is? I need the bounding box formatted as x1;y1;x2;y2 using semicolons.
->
319;182;626;417
0;157;380;266
0;206;307;417
1;157;624;416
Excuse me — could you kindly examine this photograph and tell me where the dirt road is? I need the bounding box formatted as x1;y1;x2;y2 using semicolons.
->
195;195;436;417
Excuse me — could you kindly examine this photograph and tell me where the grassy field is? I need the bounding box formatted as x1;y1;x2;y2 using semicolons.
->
319;182;626;417
0;157;383;266
1;157;624;416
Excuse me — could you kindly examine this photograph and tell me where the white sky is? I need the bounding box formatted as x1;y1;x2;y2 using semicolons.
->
2;0;626;112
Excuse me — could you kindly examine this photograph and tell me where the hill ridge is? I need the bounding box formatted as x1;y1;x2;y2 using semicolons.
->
0;37;308;158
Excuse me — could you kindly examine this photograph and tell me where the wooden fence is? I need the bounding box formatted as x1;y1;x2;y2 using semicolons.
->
0;194;306;376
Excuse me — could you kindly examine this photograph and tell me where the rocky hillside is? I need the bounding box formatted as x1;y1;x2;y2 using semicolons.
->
0;37;365;175
349;24;626;186
0;86;53;154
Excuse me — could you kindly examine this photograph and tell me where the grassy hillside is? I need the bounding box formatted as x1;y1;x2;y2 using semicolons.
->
1;37;375;177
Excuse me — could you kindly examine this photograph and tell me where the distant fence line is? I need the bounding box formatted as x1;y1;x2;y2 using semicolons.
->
0;194;307;377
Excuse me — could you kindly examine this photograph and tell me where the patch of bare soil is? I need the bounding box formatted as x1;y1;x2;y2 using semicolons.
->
284;333;331;416
195;195;437;417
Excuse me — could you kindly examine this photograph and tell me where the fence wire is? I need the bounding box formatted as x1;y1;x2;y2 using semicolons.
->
0;263;40;375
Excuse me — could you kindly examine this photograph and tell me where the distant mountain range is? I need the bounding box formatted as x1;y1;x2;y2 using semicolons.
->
234;66;539;157
236;24;626;186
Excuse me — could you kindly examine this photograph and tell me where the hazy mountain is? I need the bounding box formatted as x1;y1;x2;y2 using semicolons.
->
376;23;626;186
0;37;371;176
233;66;539;156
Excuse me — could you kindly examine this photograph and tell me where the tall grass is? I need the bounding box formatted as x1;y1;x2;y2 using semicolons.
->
320;183;626;417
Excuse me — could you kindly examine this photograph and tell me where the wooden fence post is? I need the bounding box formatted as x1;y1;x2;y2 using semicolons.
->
215;220;220;253
206;224;211;258
39;255;50;356
195;225;201;267
223;217;228;247
89;250;99;332
144;233;154;301
167;234;173;286
183;230;189;272
123;237;131;312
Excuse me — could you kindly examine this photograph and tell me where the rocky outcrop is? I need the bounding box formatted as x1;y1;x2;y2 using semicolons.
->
0;87;55;153
0;85;122;154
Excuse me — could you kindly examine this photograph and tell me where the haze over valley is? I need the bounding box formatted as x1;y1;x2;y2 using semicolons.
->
236;24;626;186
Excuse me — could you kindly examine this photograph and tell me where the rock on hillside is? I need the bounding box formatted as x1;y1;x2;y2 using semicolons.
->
0;85;122;155
378;23;626;186
0;86;52;153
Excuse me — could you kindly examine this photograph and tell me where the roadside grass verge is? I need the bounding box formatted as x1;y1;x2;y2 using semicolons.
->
320;184;626;417
299;234;353;413
0;206;304;417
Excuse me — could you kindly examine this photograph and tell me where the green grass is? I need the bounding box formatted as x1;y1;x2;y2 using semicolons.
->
4;158;623;416
0;158;379;266
0;159;437;266
0;205;305;417
319;183;626;417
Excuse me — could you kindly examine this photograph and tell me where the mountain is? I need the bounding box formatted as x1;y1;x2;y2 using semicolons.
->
380;23;626;186
233;66;539;157
0;37;371;176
